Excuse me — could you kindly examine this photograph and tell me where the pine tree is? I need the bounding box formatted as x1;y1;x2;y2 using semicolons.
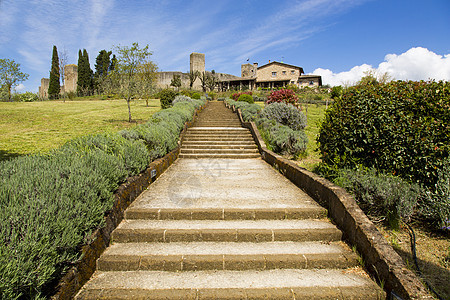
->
77;49;94;96
48;45;60;99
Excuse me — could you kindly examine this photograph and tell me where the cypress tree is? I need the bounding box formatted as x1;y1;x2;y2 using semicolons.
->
48;45;60;99
77;49;84;96
77;49;94;96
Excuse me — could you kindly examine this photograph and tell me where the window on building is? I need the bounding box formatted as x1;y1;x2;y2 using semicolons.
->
272;72;277;77
282;71;286;75
291;70;295;75
309;80;314;85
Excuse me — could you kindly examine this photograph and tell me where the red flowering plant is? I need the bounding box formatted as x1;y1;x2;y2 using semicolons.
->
231;91;252;101
266;89;298;105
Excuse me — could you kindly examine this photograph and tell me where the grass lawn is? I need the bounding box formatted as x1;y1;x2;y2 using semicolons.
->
0;98;161;161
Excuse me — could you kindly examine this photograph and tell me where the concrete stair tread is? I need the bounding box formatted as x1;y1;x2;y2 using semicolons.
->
115;219;337;230
179;153;260;158
98;241;358;271
102;241;353;256
188;127;247;130
125;207;326;220
180;149;259;154
76;269;384;299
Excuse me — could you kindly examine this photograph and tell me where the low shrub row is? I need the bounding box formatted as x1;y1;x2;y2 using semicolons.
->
225;98;308;157
0;97;205;299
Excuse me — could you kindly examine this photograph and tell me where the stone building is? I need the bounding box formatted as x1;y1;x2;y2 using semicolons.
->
218;61;322;91
38;64;78;99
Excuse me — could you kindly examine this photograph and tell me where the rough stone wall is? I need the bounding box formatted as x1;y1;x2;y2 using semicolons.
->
64;64;78;93
257;63;301;84
157;72;190;89
190;53;205;90
39;78;50;99
298;76;321;87
241;63;257;78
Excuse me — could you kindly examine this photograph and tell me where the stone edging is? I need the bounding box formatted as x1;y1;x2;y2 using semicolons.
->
227;103;431;300
52;103;207;299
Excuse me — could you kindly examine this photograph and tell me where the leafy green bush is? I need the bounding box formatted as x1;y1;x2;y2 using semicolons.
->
158;89;178;109
261;102;307;131
172;95;193;105
237;93;254;104
0;99;205;299
231;91;252;101
318;80;450;190
419;158;450;229
191;92;201;99
15;91;39;102
333;167;420;228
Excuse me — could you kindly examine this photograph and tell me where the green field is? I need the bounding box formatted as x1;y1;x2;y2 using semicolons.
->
0;99;161;161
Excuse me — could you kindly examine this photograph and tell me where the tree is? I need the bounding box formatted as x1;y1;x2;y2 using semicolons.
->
0;58;29;101
188;70;199;89
199;71;208;92
59;47;68;101
77;49;94;96
48;45;60;99
206;70;217;92
94;50;112;94
108;42;155;122
137;61;158;107
170;74;181;91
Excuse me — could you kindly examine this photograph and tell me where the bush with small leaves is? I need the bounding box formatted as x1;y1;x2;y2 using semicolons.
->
260;102;306;131
237;93;254;104
158;89;178;109
191;92;201;99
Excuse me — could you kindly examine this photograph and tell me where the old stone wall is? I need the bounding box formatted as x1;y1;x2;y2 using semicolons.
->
157;72;190;89
64;64;78;93
39;78;50;99
257;63;301;84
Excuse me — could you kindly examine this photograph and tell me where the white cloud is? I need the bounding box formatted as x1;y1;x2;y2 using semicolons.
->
14;83;26;92
313;47;450;86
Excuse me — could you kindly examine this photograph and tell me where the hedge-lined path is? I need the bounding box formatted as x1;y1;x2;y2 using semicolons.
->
76;101;385;299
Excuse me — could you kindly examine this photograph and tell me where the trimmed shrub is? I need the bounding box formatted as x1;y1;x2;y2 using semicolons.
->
237;93;254;104
191;92;201;99
172;95;193;105
231;91;252;101
318;80;450;190
257;119;308;156
261;102;307;131
158;89;178;109
266;89;298;105
333;167;420;228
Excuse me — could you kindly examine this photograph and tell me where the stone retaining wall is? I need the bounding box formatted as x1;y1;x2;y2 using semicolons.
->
52;103;206;299
229;104;432;300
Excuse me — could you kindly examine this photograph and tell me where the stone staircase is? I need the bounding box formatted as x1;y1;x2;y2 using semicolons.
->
179;101;260;159
76;102;385;299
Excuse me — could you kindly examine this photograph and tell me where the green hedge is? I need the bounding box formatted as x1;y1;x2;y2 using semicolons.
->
317;80;449;229
318;80;449;189
0;98;205;299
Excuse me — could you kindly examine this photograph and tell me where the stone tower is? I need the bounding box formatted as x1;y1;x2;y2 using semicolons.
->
190;53;205;73
241;63;258;78
64;64;78;93
190;53;205;90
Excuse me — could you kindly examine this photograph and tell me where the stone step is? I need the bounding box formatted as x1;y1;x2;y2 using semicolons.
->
180;148;260;154
182;140;256;146
124;207;327;220
183;136;255;142
97;241;359;271
188;127;247;131
76;269;385;299
184;134;253;139
179;153;261;159
181;144;258;150
111;219;342;243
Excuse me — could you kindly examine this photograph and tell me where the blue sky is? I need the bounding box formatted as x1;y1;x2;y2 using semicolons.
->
1;0;449;92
